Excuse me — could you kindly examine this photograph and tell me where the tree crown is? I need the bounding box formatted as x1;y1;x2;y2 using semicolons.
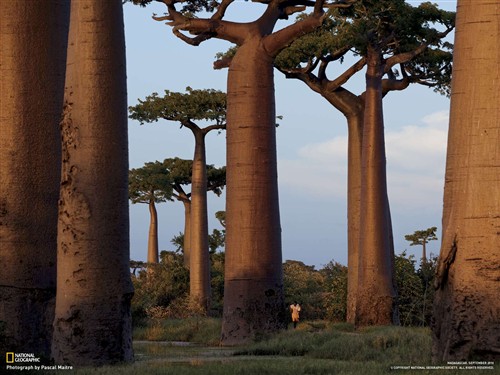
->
404;226;438;246
129;87;227;128
129;158;226;204
163;157;226;199
131;0;355;60
275;0;455;96
129;161;173;204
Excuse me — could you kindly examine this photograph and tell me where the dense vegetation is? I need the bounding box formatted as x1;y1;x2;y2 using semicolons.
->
131;249;436;329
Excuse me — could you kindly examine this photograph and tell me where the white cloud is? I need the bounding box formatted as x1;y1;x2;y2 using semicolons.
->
279;137;348;198
278;110;449;211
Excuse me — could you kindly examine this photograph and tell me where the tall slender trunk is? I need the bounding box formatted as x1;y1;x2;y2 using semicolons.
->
0;0;69;357
221;40;285;345
182;199;192;268
147;198;159;264
345;113;364;324
190;130;210;312
51;0;133;365
432;0;500;361
355;45;397;326
322;89;365;324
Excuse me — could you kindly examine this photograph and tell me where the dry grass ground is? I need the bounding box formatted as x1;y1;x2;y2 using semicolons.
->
54;320;491;375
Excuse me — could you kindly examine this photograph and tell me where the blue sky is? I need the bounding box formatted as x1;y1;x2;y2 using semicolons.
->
124;0;457;268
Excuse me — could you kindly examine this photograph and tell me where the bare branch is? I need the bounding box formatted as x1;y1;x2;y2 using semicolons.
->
178;119;200;133
326;57;366;92
264;11;325;56
264;0;355;57
153;0;245;45
381;76;410;94
152;14;172;22
283;5;307;18
214;56;233;70
173;27;213;46
386;26;454;71
276;59;312;77
323;0;354;9
317;45;351;80
385;43;427;71
317;57;329;81
211;0;234;20
203;124;226;134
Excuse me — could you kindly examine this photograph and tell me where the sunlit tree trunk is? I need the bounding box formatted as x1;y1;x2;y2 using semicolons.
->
432;0;500;361
222;40;286;345
322;89;364;324
51;0;133;365
0;0;69;357
345;114;363;324
355;45;398;326
182;199;192;268
147;198;159;264
189;130;211;312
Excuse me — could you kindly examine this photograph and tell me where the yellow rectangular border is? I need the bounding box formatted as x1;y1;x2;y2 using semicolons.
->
6;352;14;363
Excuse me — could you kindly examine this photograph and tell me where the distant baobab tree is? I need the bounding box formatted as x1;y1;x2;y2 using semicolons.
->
129;162;173;264
432;0;500;362
405;227;438;263
130;89;226;313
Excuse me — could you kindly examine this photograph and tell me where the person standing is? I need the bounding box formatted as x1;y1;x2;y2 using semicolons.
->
290;302;301;328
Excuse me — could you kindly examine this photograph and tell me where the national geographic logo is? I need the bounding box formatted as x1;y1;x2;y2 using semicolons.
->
4;352;40;363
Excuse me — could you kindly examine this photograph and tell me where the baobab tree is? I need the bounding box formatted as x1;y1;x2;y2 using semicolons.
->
432;0;500;362
274;0;454;325
164;158;193;267
129;162;173;263
133;0;354;345
130;90;225;312
164;158;226;265
165;158;225;309
51;0;133;365
405;227;438;263
0;1;69;356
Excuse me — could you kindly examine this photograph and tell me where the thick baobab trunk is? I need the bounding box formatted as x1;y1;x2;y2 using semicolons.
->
51;0;133;366
432;0;500;362
221;41;286;345
147;199;159;263
355;46;398;326
189;131;211;312
182;199;192;268
0;1;69;356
